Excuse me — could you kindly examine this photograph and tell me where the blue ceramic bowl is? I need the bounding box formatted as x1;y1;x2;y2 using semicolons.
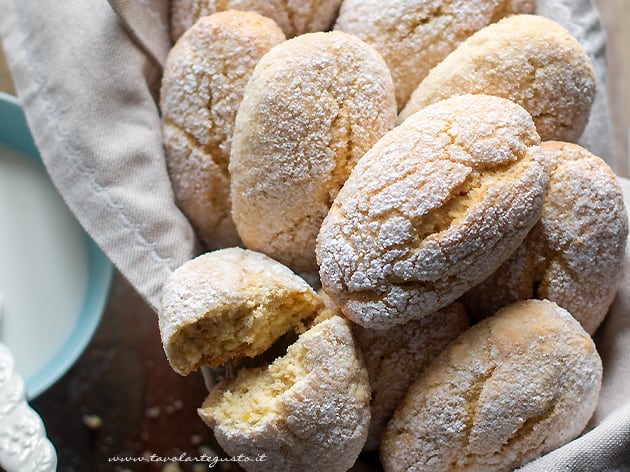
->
0;91;112;398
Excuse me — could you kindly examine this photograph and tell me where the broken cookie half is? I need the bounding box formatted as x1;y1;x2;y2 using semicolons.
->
198;315;370;472
158;247;323;375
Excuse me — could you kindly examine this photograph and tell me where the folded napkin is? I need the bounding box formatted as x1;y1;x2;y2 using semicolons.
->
1;0;628;468
1;0;196;310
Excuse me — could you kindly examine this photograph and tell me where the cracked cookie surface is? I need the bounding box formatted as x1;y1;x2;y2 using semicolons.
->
198;315;370;472
161;11;285;249
461;141;628;334
170;0;343;41
400;14;596;142
158;248;323;375
380;299;602;472
353;302;469;451
334;0;534;110
230;31;397;275
317;94;548;328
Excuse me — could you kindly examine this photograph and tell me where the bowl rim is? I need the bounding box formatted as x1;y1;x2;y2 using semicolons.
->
0;90;113;399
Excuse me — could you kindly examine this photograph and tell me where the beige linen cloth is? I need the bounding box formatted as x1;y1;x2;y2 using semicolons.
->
0;0;628;469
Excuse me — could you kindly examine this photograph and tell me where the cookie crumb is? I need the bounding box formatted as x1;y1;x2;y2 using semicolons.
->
82;414;102;430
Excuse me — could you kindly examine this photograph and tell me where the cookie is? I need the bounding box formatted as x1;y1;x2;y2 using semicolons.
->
158;248;323;375
170;0;342;41
334;0;534;109
461;141;628;334
230;31;397;274
381;299;603;472
161;11;285;249
354;302;469;451
317;94;548;328
399;14;597;143
198;315;370;472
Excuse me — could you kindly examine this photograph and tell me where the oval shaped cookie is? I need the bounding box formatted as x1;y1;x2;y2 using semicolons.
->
334;0;534;109
161;11;285;249
170;0;342;41
461;141;628;334
400;14;596;142
354;302;469;451
198;315;370;472
158;248;323;375
230;31;397;274
381;299;603;472
317;94;548;328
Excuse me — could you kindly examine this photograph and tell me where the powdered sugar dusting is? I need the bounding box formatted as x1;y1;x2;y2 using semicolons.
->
317;94;547;328
400;14;597;142
170;0;343;41
462;141;628;334
230;31;396;274
334;0;535;109
160;11;285;248
381;299;602;471
200;315;370;472
353;302;469;450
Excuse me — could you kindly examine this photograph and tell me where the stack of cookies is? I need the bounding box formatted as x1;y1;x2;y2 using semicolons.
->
157;2;628;471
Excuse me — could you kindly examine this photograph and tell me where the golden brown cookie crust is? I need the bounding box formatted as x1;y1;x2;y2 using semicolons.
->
198;315;370;472
334;0;534;109
317;94;548;328
170;0;343;41
462;141;628;333
354;302;469;451
381;299;602;472
161;11;285;249
399;14;597;143
230;31;397;274
158;248;323;375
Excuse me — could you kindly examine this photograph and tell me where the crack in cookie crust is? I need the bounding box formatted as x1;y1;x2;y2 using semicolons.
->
160;11;285;249
170;0;343;41
230;31;396;274
461;141;629;333
400;14;596;142
198;316;371;472
317;94;548;328
380;300;602;472
334;0;534;109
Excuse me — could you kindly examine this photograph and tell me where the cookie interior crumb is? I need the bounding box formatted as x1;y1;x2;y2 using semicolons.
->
167;293;315;372
205;341;309;429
